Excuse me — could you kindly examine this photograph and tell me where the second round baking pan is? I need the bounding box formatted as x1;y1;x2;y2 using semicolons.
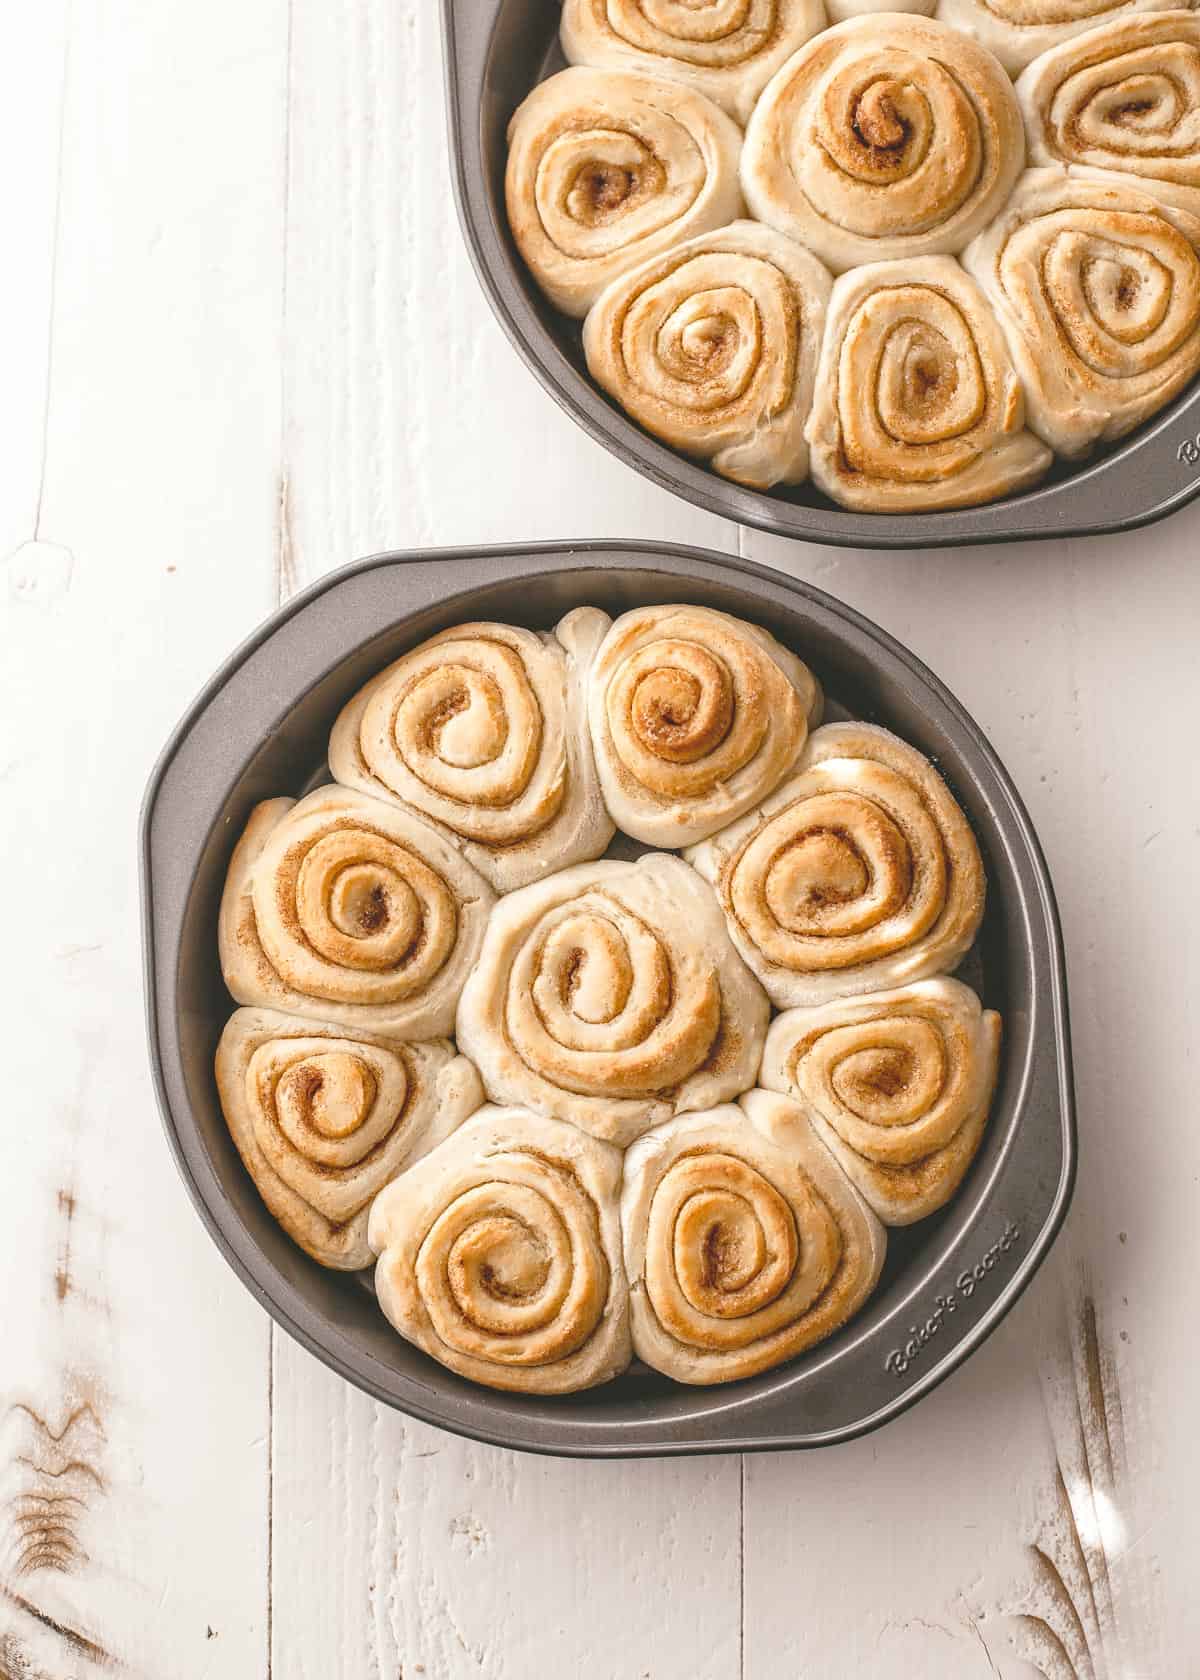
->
439;0;1200;548
141;541;1075;1457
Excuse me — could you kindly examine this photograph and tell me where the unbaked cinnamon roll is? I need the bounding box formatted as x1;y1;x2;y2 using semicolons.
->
1016;12;1200;206
560;0;826;123
962;169;1200;457
368;1106;631;1393
587;604;822;846
583;220;832;488
455;854;770;1147
686;721;986;1007
741;16;1025;272
938;0;1181;75
760;978;1001;1223
505;65;744;318
215;1009;483;1268
805;255;1052;512
329;612;614;893
827;0;934;16
218;787;495;1041
621;1090;886;1384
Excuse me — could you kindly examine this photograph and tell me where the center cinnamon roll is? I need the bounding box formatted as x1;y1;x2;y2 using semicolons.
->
455;854;770;1146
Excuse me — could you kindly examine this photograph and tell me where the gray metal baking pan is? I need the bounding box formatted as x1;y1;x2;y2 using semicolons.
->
440;0;1200;549
141;541;1075;1457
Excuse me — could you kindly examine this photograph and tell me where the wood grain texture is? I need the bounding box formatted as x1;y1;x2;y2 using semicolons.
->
272;1338;742;1679
0;0;286;1670
277;0;734;595
5;0;1198;1672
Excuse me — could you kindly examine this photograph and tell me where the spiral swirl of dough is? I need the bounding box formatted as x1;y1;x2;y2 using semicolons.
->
827;0;935;21
687;721;986;1007
804;255;1052;512
741;17;1025;273
329;612;614;892
218;787;495;1041
937;0;1183;75
560;0;826;122
963;169;1200;457
620;1091;886;1383
215;1010;483;1268
1016;12;1200;204
368;1107;631;1394
583;221;832;488
760;978;1001;1223
587;604;822;846
455;855;770;1147
505;65;744;318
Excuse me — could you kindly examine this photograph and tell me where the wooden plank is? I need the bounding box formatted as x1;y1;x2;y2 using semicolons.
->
0;1;288;1671
740;1294;1056;1676
736;516;1200;1669
273;1340;742;1680
275;0;734;594
268;5;743;1674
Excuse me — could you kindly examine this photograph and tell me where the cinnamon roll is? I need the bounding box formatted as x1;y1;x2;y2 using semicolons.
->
583;220;833;488
1016;12;1200;207
560;0;826;123
329;612;615;893
805;256;1053;512
962;169;1200;457
939;0;1182;76
827;0;935;16
761;978;1001;1223
218;787;495;1041
741;16;1026;273
505;65;744;318
686;721;986;1007
587;603;822;846
621;1090;886;1384
368;1106;631;1393
215;1009;483;1268
455;854;770;1147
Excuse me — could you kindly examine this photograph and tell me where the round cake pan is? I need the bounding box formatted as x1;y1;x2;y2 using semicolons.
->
440;0;1200;549
140;541;1075;1456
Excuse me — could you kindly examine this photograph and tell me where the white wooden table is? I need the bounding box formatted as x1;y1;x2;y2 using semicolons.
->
3;4;1194;1674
